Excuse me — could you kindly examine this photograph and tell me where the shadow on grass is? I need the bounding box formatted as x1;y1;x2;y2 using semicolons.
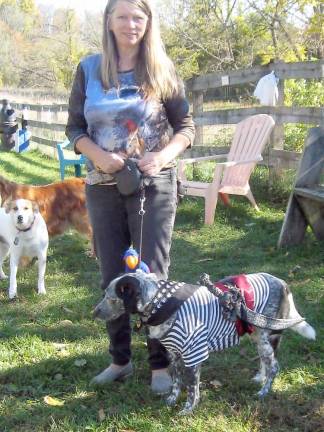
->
0;150;77;185
12;151;56;170
173;201;324;283
0;234;100;342
0;342;323;432
0;348;163;432
0;157;59;185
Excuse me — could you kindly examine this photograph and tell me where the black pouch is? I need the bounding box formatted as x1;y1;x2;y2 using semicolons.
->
114;158;143;196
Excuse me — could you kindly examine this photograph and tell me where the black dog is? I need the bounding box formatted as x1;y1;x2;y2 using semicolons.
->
93;271;316;415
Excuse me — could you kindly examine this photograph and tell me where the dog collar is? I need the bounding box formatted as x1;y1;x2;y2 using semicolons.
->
138;280;200;328
14;216;36;245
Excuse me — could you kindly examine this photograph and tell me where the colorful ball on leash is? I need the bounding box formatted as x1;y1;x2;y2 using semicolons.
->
123;248;150;273
125;254;138;270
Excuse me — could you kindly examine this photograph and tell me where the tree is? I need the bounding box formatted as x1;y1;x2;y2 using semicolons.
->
305;2;324;59
158;0;320;79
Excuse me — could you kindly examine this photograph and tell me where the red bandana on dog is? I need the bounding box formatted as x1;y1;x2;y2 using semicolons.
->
214;274;255;336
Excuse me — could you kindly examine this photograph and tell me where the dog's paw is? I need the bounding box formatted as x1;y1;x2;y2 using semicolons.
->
252;372;266;384
37;284;46;295
178;406;194;416
0;274;8;280
257;388;269;399
37;289;46;295
165;395;177;407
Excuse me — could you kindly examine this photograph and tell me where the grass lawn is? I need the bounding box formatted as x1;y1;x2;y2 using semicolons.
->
0;150;323;432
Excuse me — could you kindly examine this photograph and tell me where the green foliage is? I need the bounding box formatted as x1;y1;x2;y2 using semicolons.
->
284;79;324;151
0;0;322;89
160;0;322;78
18;0;36;13
285;79;324;107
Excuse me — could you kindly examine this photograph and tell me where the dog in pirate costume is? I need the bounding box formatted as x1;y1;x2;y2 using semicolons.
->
93;271;316;415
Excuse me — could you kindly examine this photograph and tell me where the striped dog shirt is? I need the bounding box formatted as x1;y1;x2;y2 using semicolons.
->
160;273;280;368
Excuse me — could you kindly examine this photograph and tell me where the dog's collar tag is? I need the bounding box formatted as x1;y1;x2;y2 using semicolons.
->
14;236;19;246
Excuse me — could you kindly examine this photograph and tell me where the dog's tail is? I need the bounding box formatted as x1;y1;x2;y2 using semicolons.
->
292;321;316;340
287;292;316;340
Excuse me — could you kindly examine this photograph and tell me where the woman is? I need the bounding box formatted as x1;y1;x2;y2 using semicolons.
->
66;0;195;394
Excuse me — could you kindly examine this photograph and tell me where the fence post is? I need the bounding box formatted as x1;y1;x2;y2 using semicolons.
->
193;90;203;146
271;77;285;151
269;66;285;183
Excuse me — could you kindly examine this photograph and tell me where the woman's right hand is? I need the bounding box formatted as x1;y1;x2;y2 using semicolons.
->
75;137;126;174
93;151;126;174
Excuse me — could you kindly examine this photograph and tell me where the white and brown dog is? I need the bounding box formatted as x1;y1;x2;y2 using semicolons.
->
0;198;49;299
93;271;316;415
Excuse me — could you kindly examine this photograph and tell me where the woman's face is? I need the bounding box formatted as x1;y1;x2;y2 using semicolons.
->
108;1;148;51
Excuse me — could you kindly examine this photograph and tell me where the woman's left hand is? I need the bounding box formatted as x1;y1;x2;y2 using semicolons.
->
137;152;165;176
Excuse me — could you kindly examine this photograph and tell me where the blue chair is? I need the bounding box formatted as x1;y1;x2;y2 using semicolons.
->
56;139;86;180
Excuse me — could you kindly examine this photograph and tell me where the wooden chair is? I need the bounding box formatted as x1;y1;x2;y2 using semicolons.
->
56;139;86;180
178;114;275;225
278;127;324;247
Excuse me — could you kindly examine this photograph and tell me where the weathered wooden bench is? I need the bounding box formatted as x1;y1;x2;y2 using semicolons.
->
278;127;324;247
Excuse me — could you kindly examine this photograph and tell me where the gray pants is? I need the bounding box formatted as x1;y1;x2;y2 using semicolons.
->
86;168;177;368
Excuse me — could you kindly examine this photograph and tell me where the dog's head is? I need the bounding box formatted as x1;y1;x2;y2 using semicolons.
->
5;198;39;230
93;271;159;321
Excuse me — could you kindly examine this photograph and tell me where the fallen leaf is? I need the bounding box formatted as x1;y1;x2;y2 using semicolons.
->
44;395;65;406
292;265;301;272
74;359;87;367
54;373;63;380
61;306;73;314
59;320;73;326
98;407;106;422
210;379;222;388
53;343;68;351
57;349;69;357
289;265;302;277
194;258;213;263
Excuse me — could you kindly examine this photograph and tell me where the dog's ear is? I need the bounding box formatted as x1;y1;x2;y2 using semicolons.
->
115;275;141;313
3;198;13;214
32;201;39;213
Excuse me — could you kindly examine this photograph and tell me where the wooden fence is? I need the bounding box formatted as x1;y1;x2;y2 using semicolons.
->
188;59;324;154
1;59;323;167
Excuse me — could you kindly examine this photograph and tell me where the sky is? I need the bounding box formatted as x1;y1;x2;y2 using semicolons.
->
35;0;108;15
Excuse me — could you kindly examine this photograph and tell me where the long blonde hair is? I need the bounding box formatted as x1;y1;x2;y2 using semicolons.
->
101;0;179;99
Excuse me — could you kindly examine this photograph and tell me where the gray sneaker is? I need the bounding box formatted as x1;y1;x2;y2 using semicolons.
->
151;369;173;394
90;362;133;385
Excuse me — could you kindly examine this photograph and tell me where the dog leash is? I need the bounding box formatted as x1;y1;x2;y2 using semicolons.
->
138;186;146;265
199;273;305;331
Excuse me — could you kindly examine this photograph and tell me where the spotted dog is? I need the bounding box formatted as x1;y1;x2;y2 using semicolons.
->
93;271;316;415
